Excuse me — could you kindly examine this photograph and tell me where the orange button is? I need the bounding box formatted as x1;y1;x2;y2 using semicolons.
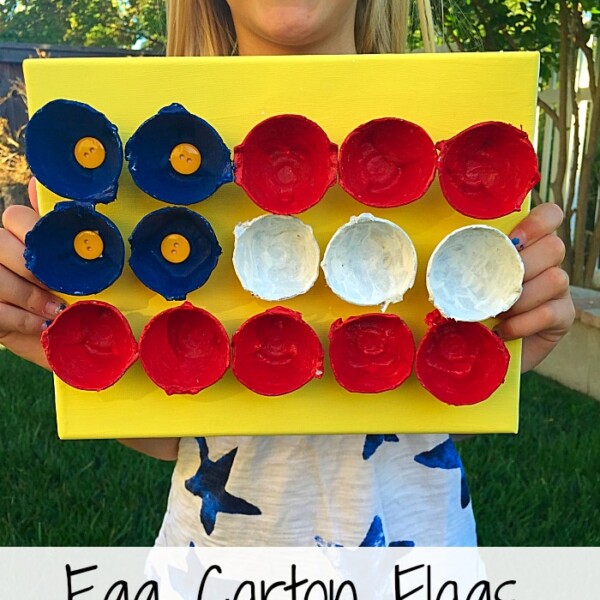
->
170;143;202;175
74;230;104;260
74;137;106;169
161;233;191;264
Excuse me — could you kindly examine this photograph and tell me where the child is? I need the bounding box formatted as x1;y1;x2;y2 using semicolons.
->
0;0;575;546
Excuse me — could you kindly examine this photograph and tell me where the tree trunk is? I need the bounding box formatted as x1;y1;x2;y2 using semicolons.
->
563;35;581;277
582;79;600;286
554;0;572;274
570;3;600;287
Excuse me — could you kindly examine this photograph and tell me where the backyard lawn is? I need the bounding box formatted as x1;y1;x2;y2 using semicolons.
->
1;348;598;546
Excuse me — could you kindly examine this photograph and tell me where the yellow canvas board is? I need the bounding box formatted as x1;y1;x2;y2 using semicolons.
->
23;52;539;439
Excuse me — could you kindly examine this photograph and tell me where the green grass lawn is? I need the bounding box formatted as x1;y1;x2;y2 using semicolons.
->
0;349;172;545
460;371;600;546
0;348;598;546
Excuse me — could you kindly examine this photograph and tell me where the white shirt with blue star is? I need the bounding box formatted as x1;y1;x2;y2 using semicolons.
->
155;434;477;547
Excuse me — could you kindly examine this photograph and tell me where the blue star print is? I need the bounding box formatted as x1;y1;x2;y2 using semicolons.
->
185;437;261;535
362;434;400;460
360;516;415;547
414;438;471;508
316;516;414;547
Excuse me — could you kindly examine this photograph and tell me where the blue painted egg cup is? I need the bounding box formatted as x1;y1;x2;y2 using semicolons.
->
129;206;222;301
25;99;123;204
24;201;125;295
125;103;233;205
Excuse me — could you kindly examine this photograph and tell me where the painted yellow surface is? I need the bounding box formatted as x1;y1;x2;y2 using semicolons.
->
23;52;539;439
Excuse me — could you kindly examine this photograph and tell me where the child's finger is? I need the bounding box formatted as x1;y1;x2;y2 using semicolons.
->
0;301;48;336
0;265;65;320
0;226;47;286
518;234;566;282
501;266;570;318
1;204;41;243
509;202;564;251
495;296;573;342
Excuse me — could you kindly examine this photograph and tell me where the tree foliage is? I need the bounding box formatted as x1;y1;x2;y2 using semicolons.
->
413;0;598;83
0;0;166;51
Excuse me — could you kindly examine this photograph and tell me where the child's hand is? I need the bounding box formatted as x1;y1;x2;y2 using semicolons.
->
494;203;576;373
0;178;62;369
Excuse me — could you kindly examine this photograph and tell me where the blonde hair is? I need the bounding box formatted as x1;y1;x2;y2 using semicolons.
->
166;0;408;57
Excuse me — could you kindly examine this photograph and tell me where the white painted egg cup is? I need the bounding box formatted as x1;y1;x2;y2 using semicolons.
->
321;213;417;311
426;224;524;322
233;214;320;301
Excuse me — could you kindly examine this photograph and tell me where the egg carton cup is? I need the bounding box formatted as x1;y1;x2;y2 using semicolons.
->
321;213;417;311
426;224;524;322
233;214;320;301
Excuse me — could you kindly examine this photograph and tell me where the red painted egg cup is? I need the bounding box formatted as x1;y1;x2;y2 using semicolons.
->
234;114;338;215
415;310;510;406
41;300;138;391
436;121;540;219
232;306;324;396
339;117;437;208
139;302;230;395
329;313;415;393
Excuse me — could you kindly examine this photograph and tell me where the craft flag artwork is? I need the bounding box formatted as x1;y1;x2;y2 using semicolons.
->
23;52;540;438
